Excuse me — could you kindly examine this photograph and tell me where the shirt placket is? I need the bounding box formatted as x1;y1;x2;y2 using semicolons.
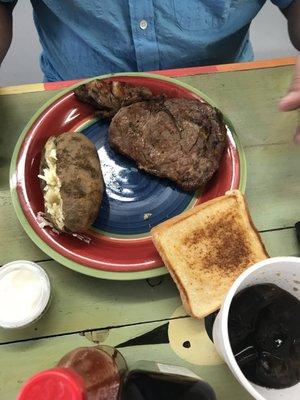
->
128;0;160;71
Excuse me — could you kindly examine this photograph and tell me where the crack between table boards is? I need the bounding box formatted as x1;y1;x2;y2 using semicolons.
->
259;225;294;233
0;258;52;268
243;140;290;149
30;257;52;264
0;315;189;346
0;227;294;268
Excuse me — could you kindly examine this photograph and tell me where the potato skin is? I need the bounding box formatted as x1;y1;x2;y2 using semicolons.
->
39;146;48;192
40;132;103;232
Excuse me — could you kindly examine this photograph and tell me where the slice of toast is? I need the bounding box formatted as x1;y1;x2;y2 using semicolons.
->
151;190;268;319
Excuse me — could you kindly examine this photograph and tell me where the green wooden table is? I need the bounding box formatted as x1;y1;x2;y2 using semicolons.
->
0;60;299;399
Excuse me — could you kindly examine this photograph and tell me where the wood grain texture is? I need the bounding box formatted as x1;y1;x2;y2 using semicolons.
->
0;190;47;264
1;142;299;265
179;66;297;147
246;143;300;230
262;228;299;257
1;66;297;190
0;66;299;400
0;259;181;344
0;91;60;190
0;227;298;344
0;320;251;400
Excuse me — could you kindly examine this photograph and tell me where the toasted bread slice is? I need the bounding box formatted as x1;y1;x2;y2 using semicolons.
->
151;190;268;319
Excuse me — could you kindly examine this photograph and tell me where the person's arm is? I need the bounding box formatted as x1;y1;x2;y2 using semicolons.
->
0;2;13;65
282;0;300;49
278;0;300;142
280;55;300;143
279;55;300;111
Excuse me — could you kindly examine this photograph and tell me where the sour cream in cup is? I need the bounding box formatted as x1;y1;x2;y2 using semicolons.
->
0;260;51;329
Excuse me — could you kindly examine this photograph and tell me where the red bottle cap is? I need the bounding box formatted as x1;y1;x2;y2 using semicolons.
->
17;368;86;400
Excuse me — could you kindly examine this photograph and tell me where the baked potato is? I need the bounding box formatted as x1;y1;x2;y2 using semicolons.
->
38;132;103;233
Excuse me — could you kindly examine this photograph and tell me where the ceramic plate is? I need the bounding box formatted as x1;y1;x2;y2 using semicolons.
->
10;73;246;280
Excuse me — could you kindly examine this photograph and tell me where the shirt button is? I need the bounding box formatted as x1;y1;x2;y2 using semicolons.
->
139;19;148;30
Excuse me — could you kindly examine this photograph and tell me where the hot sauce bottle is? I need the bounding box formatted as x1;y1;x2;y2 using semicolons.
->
17;346;127;400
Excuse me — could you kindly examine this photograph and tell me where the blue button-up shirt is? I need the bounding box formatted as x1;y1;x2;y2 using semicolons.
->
3;0;294;81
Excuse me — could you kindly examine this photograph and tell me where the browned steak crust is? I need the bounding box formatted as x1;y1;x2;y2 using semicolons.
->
74;80;153;118
108;98;227;192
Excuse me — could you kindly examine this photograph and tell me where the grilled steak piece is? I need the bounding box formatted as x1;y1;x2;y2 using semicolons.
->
109;98;227;192
75;79;227;191
74;80;154;118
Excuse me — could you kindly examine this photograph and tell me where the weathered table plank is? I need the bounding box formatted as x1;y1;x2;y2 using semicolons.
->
179;66;297;147
0;65;299;400
0;259;180;344
0;91;60;189
1;141;299;266
0;227;298;344
0;66;297;190
246;143;300;230
0;320;251;400
0;190;47;264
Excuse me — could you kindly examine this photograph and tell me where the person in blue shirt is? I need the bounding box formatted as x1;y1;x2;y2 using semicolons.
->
0;1;299;140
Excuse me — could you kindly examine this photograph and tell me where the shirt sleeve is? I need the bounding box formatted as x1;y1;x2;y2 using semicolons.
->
271;0;294;9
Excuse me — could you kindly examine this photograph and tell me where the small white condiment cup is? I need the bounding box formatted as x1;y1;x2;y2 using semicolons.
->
0;260;51;329
212;256;300;400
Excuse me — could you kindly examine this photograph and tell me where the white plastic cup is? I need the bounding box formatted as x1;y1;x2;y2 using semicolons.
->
212;256;300;400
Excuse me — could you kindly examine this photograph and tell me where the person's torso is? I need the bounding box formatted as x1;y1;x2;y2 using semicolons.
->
30;0;266;81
